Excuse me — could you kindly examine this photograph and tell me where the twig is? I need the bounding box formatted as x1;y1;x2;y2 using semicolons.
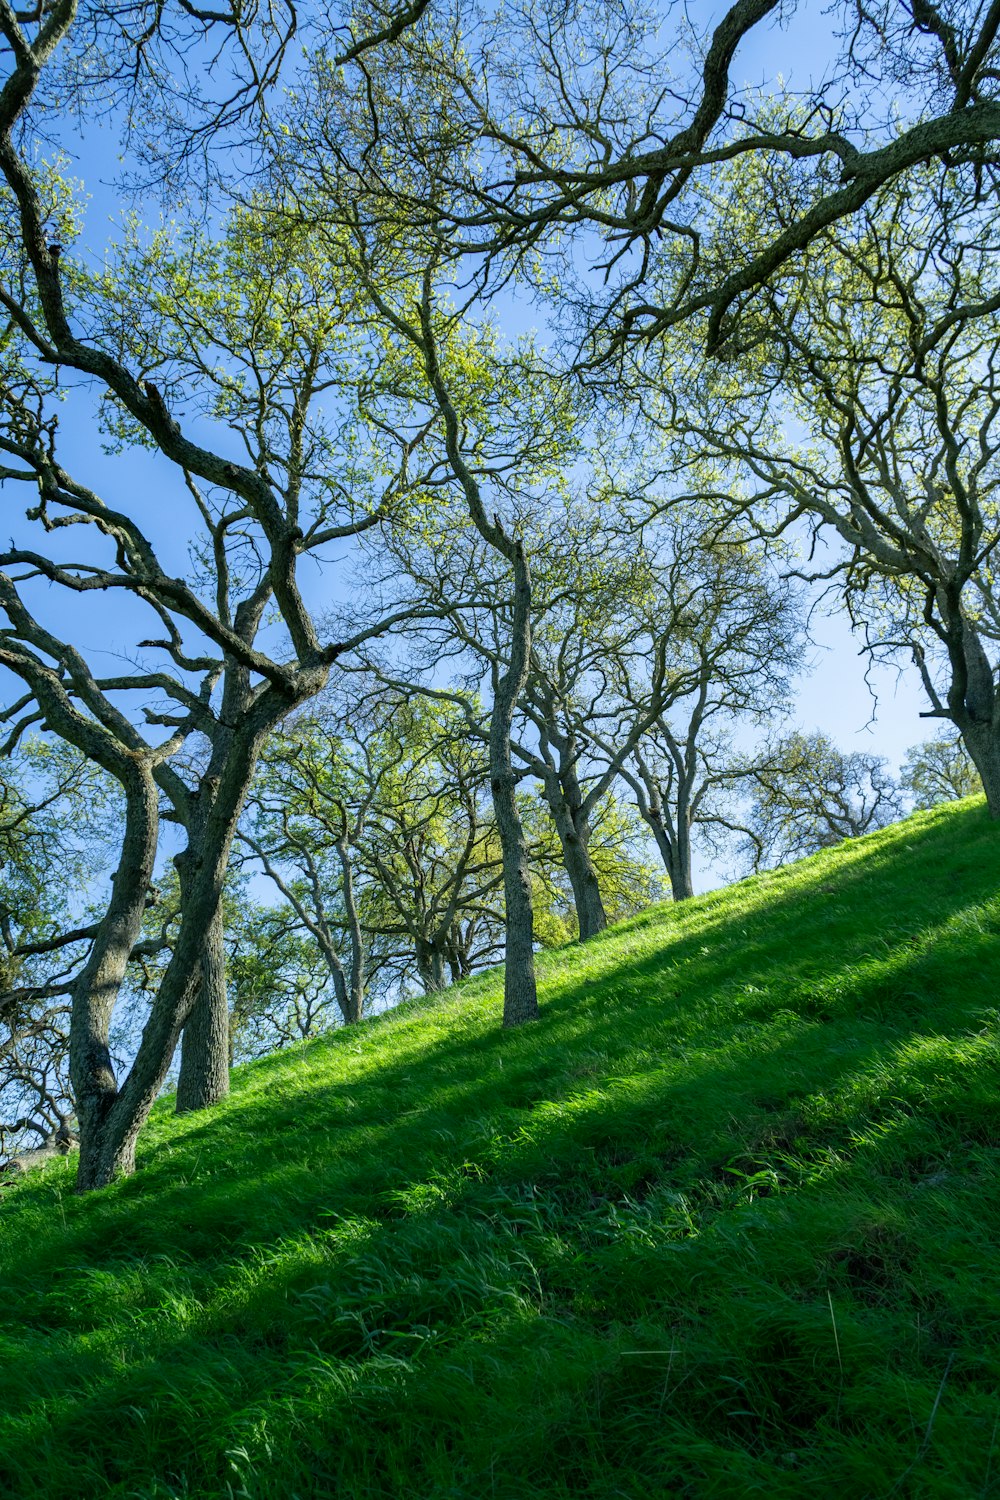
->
888;1352;955;1494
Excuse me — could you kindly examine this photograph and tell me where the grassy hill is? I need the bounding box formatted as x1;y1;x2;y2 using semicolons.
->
2;799;999;1499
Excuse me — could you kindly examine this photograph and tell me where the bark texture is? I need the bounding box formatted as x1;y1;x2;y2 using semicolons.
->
76;684;320;1189
415;939;448;994
176;907;230;1113
955;719;1000;818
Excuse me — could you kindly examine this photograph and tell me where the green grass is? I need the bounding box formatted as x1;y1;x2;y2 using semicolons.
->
2;798;1000;1499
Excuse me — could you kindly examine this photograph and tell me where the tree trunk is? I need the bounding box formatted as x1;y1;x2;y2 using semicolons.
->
957;719;1000;818
546;789;608;938
340;837;365;1023
345;963;364;1024
71;764;160;1190
946;622;1000;819
415;939;448;993
175;905;229;1113
76;889;226;1189
665;826;695;901
663;787;695;901
491;543;539;1026
74;874;213;1189
643;814;692;900
627;756;696;901
323;941;364;1023
446;933;471;984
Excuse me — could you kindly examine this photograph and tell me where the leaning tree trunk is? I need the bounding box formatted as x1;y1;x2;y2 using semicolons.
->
0;641;169;1192
76;914;204;1189
175;905;229;1113
546;786;608;939
71;762;160;1189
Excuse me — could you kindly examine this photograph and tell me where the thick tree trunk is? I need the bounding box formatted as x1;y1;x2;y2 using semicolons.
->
665;831;695;901
75;956;202;1190
175;905;229;1113
76;893;224;1189
415;939;448;993
957;720;1000;818
74;875;214;1188
547;790;608;938
947;622;1000;819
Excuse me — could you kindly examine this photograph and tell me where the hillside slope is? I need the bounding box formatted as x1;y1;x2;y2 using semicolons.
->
2;799;999;1499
